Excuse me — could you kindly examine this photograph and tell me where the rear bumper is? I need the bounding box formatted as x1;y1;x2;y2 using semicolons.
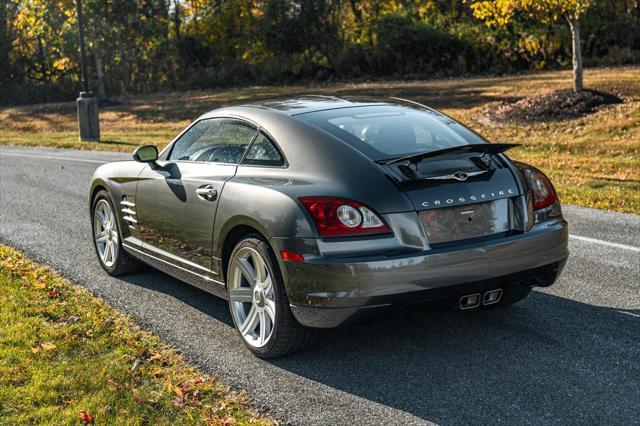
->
282;219;569;328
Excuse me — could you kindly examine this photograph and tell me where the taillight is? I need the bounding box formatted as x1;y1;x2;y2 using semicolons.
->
528;169;558;210
299;197;391;237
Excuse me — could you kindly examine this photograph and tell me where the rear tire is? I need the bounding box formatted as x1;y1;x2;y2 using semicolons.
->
91;190;141;276
227;236;317;358
484;285;532;308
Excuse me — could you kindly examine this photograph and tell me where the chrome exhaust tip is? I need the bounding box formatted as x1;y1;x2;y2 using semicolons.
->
482;289;503;306
459;293;481;310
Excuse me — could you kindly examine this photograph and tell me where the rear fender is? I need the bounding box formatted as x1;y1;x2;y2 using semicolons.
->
212;180;318;280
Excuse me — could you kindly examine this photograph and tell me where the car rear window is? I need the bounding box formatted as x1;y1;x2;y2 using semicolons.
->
296;105;486;161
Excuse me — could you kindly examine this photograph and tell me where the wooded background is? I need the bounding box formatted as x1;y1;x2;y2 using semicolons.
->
1;0;639;106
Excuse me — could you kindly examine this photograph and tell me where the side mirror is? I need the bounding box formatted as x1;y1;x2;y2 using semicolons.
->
133;145;158;163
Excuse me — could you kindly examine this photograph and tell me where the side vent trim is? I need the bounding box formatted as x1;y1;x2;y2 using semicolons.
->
121;196;137;229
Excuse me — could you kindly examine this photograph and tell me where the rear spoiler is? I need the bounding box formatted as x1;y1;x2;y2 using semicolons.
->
377;143;521;165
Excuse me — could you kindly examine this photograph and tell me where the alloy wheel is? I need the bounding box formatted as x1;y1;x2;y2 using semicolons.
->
228;247;276;348
94;199;119;268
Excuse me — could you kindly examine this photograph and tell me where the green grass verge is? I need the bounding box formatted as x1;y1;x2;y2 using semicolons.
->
0;245;272;425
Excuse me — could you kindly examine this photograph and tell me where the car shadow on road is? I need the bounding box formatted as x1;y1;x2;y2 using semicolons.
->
121;270;639;424
272;292;640;424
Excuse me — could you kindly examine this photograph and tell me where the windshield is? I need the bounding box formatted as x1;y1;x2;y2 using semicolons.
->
296;105;486;161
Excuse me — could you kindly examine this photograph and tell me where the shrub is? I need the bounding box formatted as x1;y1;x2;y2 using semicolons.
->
0;79;77;106
375;15;464;77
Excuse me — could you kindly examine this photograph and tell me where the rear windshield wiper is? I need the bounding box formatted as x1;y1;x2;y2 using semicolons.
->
376;143;521;166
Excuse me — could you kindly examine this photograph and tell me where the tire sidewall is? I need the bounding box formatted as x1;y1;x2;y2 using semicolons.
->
227;236;287;357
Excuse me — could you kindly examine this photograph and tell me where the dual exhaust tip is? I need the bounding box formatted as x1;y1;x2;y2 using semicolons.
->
459;289;502;309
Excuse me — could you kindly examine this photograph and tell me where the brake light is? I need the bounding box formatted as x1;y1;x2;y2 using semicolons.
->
528;169;558;210
299;197;391;237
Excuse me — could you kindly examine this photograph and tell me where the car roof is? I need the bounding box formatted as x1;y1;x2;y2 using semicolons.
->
244;96;390;115
200;95;410;119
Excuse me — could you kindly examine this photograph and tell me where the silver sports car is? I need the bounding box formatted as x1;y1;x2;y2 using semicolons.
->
89;96;569;358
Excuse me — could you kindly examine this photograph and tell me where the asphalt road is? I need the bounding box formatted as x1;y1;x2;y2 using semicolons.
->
1;146;639;425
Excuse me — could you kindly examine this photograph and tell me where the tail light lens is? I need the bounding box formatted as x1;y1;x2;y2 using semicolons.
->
299;197;391;237
528;169;558;210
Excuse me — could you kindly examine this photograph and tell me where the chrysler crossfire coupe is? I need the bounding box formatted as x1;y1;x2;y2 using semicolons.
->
89;96;569;357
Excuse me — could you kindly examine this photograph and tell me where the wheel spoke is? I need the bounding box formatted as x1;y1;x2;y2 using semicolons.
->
103;240;111;262
229;287;253;303
96;209;107;226
265;299;276;323
110;242;117;263
109;241;116;263
239;306;259;336
236;258;256;285
251;251;266;283
262;275;273;295
258;311;269;346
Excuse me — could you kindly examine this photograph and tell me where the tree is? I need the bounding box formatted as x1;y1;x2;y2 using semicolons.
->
12;0;76;82
471;0;594;92
0;0;22;82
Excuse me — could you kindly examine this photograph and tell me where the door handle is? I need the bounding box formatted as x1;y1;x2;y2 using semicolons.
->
195;185;217;201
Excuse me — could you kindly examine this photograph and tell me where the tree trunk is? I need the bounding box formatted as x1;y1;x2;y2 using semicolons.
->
567;16;584;92
0;0;9;81
173;0;181;39
94;50;106;98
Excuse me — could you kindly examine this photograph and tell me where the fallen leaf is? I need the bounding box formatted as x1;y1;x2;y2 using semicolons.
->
79;410;94;425
148;353;163;362
48;288;62;299
33;280;47;289
173;385;184;399
131;359;142;372
41;342;56;351
107;379;118;391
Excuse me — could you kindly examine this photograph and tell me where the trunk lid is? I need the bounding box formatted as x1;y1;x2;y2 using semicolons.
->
382;151;524;244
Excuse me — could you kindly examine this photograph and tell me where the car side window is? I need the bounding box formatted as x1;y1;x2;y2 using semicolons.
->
168;118;257;164
241;132;285;167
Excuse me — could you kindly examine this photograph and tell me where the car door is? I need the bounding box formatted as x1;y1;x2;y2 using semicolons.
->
135;117;258;279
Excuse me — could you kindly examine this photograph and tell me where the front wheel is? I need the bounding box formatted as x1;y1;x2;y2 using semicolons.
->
227;236;316;358
91;190;140;276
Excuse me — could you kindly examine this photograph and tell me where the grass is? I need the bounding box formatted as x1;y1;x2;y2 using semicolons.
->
0;245;272;425
1;66;638;214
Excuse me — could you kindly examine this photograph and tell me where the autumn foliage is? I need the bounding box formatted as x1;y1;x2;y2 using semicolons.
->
1;0;638;105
